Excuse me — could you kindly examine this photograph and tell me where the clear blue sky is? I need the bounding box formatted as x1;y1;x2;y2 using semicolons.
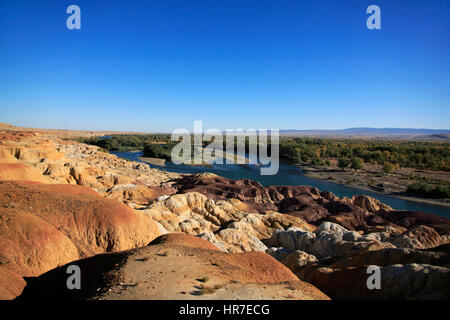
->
0;0;449;132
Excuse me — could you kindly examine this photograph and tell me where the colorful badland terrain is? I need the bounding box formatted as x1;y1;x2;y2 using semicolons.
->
0;127;449;300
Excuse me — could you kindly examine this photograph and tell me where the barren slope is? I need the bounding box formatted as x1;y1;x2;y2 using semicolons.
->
17;234;329;300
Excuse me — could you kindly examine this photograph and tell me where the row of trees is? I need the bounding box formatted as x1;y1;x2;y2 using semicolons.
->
143;143;176;160
279;138;450;172
75;135;450;172
337;157;363;170
407;183;450;199
74;134;172;152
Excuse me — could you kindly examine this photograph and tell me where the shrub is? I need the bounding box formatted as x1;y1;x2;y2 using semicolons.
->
407;183;450;199
197;277;209;283
382;162;394;173
337;157;350;169
350;157;363;170
143;144;174;160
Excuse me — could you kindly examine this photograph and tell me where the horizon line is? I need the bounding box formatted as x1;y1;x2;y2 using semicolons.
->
2;122;450;134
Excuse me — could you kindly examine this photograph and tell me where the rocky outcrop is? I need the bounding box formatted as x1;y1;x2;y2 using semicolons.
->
173;174;450;234
107;184;175;205
300;263;450;300
0;181;162;277
17;233;330;300
264;221;450;299
0;131;180;204
0;207;79;277
0;267;26;300
141;191;315;252
0;163;51;183
377;211;450;235
328;247;449;268
281;251;318;275
387;225;444;250
351;194;393;213
267;222;395;258
264;221;449;299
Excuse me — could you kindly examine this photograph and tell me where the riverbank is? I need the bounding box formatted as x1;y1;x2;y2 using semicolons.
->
130;150;450;209
138;156;166;166
111;150;450;217
139;147;250;168
299;164;450;208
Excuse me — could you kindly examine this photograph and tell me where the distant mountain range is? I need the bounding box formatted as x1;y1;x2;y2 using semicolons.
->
279;128;450;140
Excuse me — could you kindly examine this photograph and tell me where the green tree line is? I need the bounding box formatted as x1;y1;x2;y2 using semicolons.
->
74;135;450;172
279;138;449;172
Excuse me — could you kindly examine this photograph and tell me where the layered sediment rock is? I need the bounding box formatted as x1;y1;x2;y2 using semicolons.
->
0;181;162;277
266;221;450;299
173;174;450;233
0;267;27;300
141;191;315;252
0;131;179;204
17;233;330;300
299;263;450;300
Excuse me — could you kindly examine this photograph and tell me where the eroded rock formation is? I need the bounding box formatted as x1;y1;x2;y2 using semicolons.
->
0;181;162;277
0;130;449;300
17;234;330;300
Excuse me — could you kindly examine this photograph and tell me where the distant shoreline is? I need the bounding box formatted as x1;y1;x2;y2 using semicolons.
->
298;164;450;208
140;155;450;208
131;152;450;209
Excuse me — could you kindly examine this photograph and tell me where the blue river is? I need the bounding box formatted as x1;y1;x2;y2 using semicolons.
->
113;151;450;219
